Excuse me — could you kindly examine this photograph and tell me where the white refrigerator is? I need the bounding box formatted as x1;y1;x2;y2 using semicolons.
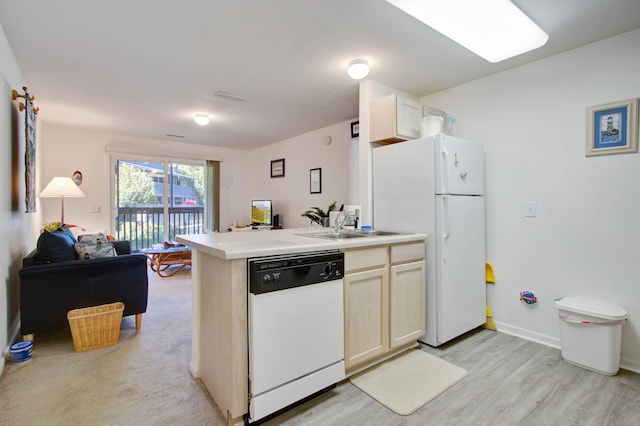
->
373;134;486;347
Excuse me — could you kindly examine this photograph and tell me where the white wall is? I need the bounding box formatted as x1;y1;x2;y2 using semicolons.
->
41;120;354;233
356;80;417;225
0;25;43;369
421;28;640;371
251;120;353;229
40;125;253;233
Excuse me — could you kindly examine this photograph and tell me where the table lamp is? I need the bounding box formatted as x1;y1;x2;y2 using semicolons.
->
39;176;85;223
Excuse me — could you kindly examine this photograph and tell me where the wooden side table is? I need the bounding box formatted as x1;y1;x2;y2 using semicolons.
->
142;246;192;277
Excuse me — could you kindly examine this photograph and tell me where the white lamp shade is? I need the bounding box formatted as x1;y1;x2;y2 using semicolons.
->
39;177;85;198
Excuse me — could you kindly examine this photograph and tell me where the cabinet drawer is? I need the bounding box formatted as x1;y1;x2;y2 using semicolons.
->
390;242;425;265
343;246;388;274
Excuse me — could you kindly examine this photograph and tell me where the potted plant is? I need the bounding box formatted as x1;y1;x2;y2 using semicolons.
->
301;201;337;227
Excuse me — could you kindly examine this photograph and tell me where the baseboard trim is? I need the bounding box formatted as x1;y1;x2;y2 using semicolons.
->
1;316;22;377
495;320;640;374
494;320;560;349
620;357;640;374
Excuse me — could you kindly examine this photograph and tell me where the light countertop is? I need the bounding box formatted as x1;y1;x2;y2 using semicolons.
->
176;228;427;260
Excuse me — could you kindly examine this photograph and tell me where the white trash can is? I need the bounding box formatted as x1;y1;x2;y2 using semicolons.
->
555;297;627;375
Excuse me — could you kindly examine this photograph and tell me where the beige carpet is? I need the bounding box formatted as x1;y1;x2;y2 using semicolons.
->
349;349;468;415
0;266;228;426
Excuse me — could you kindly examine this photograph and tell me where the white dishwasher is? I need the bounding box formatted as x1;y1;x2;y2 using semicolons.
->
248;250;345;423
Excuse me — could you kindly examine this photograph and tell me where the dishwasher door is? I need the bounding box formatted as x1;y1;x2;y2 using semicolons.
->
249;278;344;422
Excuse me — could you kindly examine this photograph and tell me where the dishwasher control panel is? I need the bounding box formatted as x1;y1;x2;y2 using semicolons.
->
248;250;344;295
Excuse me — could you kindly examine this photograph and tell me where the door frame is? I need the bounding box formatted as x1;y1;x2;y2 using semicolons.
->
108;152;209;245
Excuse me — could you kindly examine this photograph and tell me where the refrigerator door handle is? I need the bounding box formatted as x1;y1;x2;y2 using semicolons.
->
441;147;449;194
442;195;451;243
440;195;451;264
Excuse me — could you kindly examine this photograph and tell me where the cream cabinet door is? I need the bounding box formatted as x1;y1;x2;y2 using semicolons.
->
389;260;425;348
343;267;389;370
370;94;421;143
396;96;421;140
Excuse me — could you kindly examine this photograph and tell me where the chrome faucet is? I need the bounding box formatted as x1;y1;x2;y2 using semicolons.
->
334;211;351;232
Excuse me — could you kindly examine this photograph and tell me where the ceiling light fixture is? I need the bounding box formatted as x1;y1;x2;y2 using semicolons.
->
347;59;370;80
385;0;549;63
194;114;210;126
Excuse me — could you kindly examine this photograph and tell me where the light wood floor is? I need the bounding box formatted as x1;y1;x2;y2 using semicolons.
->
264;328;640;425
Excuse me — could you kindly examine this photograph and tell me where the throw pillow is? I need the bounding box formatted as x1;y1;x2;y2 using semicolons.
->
36;229;77;263
77;233;108;245
58;224;77;243
74;243;117;260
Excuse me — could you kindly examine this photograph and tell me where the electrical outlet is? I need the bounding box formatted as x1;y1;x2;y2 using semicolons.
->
524;201;537;217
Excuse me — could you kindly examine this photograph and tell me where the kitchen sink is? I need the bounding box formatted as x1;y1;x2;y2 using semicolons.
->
352;230;402;236
296;230;404;240
296;231;367;240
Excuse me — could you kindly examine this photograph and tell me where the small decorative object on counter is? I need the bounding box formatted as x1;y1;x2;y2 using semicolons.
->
301;201;337;227
520;291;538;304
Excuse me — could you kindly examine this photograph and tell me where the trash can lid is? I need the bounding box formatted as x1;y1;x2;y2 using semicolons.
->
555;296;627;320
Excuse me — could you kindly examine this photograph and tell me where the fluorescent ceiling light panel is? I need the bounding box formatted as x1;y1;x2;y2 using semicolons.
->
385;0;549;63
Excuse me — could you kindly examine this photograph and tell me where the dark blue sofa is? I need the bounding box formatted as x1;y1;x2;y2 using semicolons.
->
19;227;148;337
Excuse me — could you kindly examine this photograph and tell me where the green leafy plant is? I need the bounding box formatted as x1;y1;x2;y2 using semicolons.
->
301;201;337;226
42;222;63;232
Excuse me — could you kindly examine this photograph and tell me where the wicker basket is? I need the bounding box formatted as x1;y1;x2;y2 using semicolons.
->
67;302;124;352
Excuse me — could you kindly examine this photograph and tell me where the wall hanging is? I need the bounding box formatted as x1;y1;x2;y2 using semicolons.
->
12;86;39;212
351;121;359;138
72;170;83;185
310;168;321;194
270;158;285;178
586;98;638;157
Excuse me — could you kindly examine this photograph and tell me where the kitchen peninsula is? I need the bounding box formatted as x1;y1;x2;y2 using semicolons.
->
177;228;427;425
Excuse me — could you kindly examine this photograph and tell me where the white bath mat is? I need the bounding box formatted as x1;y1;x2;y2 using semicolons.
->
349;349;467;415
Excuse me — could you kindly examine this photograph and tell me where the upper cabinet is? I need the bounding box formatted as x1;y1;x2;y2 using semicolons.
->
370;94;421;143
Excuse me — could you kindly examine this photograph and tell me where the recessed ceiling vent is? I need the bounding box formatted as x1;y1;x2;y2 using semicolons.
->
214;91;249;102
165;134;185;138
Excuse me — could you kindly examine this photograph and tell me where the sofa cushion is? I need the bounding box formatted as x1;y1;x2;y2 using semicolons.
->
36;229;77;263
75;243;117;260
77;233;109;244
58;224;77;243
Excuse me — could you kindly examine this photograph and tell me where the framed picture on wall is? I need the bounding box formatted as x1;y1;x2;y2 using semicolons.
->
351;121;359;138
271;158;285;178
586;98;639;157
310;168;321;194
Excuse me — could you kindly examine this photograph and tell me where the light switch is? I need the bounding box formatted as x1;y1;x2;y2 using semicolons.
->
524;201;537;217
